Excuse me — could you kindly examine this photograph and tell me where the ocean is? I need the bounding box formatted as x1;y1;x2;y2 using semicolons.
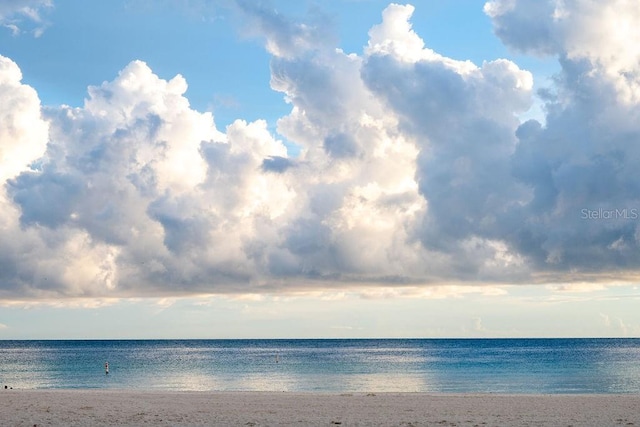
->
1;339;639;393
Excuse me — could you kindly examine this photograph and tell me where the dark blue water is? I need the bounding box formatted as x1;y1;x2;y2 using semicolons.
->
1;339;639;393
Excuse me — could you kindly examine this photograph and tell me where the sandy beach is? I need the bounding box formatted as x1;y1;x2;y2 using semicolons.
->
0;390;638;426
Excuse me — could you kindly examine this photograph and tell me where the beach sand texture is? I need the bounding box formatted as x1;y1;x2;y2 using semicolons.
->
1;390;639;426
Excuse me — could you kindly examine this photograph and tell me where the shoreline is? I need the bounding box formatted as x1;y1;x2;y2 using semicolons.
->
1;390;639;426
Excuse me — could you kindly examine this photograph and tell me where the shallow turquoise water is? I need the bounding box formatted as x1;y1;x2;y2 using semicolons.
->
1;339;639;392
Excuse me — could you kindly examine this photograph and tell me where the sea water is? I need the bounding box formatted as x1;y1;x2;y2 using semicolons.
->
1;339;639;393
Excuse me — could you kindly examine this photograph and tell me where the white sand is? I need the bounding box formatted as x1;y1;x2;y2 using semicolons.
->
1;390;639;426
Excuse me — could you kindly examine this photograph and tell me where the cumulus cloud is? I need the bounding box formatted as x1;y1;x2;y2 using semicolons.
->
0;56;48;182
484;0;640;275
486;0;640;102
4;60;295;298
0;55;55;299
2;1;640;300
362;3;533;282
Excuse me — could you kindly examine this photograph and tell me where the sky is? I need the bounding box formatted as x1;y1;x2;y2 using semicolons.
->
1;0;639;339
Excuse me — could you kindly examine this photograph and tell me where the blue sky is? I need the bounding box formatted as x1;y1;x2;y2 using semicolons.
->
0;0;639;339
2;1;555;126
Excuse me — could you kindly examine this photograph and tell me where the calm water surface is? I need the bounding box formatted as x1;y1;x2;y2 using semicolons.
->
1;339;639;393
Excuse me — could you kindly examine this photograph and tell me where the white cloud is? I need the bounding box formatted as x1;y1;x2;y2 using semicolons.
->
365;3;477;76
3;23;20;35
362;4;534;283
366;4;425;63
486;0;640;103
0;0;52;36
0;55;48;183
0;55;50;300
4;57;300;298
546;282;607;293
234;0;336;59
2;2;640;300
484;0;640;274
599;312;631;336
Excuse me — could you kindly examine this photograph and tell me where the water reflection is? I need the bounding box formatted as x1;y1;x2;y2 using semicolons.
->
2;339;640;392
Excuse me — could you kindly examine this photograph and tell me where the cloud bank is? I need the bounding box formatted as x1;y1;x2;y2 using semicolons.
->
1;1;640;300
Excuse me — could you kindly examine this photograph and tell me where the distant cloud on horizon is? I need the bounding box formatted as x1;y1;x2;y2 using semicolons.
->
2;1;640;301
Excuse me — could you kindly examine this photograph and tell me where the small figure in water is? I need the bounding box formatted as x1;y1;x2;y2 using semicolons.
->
105;361;109;375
